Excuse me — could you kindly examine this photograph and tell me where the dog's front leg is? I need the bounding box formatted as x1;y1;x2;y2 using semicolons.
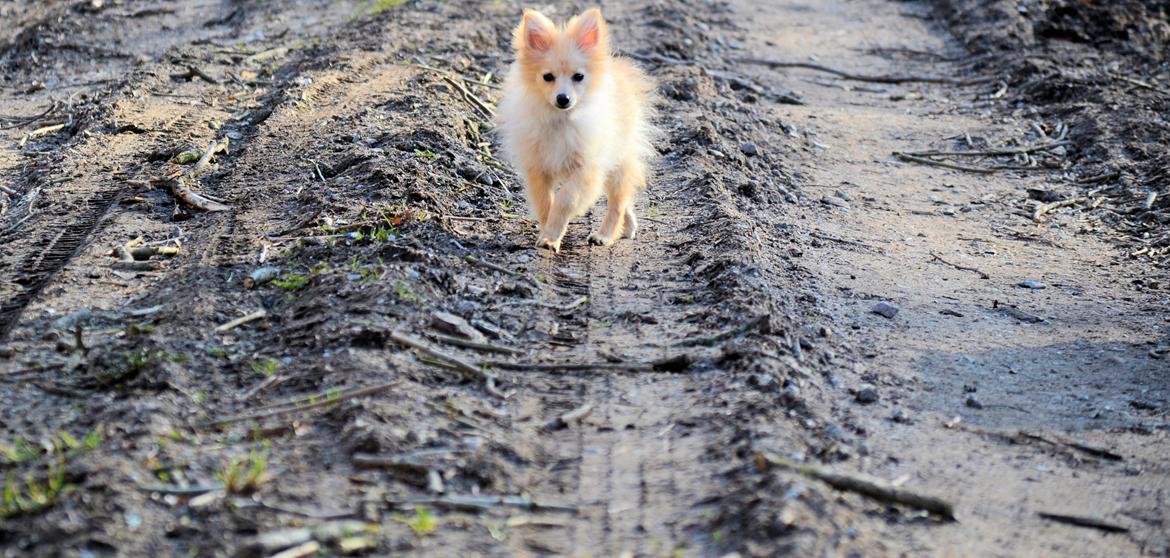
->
538;166;603;253
523;167;552;230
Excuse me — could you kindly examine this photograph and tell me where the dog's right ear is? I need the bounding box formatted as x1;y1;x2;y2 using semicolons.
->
514;10;556;52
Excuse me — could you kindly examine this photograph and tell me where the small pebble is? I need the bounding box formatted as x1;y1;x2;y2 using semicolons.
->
740;142;758;156
965;395;984;409
891;408;912;423
871;301;899;319
1019;279;1047;289
855;387;879;404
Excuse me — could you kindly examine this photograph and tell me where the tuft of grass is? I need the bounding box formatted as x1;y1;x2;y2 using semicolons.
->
2;430;101;466
1;459;72;518
272;273;310;291
250;358;280;377
394;280;416;302
217;448;271;495
354;0;406;18
413;149;437;160
393;505;437;536
0;438;38;465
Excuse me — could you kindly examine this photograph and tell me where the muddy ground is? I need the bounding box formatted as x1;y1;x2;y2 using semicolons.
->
0;1;1167;557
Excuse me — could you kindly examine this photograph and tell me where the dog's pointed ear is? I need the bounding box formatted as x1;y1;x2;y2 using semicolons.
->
515;10;556;52
569;8;607;52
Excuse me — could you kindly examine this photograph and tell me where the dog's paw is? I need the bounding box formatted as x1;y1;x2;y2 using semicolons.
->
536;237;561;253
587;232;616;246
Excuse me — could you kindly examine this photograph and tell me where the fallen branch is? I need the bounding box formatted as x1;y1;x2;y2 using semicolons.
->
759;453;956;520
385;494;577;513
214;309;267;332
930;252;990;279
167;179;230;211
1038;512;1128;533
198;381;401;429
739;57;994;86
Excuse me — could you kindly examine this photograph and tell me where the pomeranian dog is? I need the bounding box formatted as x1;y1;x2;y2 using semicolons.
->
496;8;654;253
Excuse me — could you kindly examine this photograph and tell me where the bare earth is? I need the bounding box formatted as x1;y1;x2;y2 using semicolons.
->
1;1;1167;557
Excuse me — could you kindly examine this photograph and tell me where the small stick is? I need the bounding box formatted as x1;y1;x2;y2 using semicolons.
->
0;184;16;195
198;381;401;429
738;57;994;86
190;138;228;177
128;246;180;260
214;309;267;332
465;255;523;277
245;267;281;289
385;494;577;513
351;453;429;474
111;261;160;271
1032;197;1085;221
545;401;594;430
894;152;997;174
431;333;523;355
759;453;956;520
1077;171;1119;185
137;484;224;495
674;314;768;348
168;179;230;211
0;102;57;130
485;361;652;373
390;330;492;381
498;295;589;312
1038;512;1128;533
930;252;990;279
271;541;320;558
412;63;502;90
904;140;1071;158
19;123;66;147
441;75;496;119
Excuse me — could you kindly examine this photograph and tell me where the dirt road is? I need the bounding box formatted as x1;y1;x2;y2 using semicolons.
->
1;1;1167;557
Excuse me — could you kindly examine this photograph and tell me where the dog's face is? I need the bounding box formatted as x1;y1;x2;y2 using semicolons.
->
512;8;608;112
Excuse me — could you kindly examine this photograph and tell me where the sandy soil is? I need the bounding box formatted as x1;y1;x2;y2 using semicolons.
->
0;1;1166;557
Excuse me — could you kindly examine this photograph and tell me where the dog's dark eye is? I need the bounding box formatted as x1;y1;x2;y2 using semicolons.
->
572;73;585;82
542;73;555;82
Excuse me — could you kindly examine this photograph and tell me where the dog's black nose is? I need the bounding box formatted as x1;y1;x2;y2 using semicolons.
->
556;94;570;108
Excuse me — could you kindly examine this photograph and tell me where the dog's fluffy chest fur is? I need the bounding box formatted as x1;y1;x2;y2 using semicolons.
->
501;75;618;176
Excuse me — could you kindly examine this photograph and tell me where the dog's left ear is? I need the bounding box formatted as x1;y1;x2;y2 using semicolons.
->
569;8;608;52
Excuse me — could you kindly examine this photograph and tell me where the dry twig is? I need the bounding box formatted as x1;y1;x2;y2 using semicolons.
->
739;57;994;86
759;453;956;520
